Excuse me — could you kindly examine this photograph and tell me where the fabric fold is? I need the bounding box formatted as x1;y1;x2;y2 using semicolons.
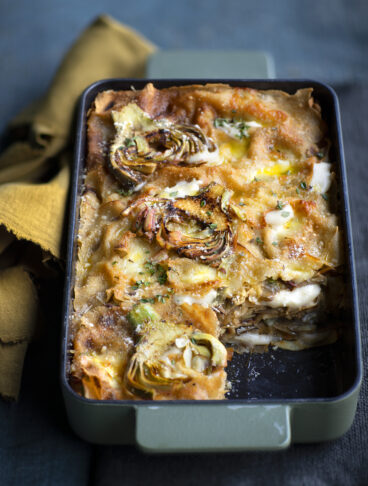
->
0;14;156;399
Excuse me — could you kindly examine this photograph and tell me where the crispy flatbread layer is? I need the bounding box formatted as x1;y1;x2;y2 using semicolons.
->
69;83;343;400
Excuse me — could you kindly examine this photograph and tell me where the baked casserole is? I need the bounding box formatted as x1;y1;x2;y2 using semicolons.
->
69;83;344;401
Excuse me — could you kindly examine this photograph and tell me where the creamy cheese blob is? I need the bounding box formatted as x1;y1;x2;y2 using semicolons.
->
217;120;262;139
187;147;222;166
265;203;294;227
245;121;263;128
311;162;332;193
174;289;217;308
159;179;203;199
268;284;321;309
235;332;277;346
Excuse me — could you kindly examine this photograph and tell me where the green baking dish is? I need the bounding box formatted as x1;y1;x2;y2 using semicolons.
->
61;79;362;452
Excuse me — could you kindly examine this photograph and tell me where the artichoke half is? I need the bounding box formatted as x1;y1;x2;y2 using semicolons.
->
125;303;227;399
125;183;233;266
109;103;218;191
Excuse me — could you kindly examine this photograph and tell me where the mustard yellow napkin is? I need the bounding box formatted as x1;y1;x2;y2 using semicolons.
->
0;15;156;399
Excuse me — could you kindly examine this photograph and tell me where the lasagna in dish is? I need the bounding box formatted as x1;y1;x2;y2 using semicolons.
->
69;83;344;401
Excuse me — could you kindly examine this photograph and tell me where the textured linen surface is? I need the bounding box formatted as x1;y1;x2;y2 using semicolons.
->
0;15;155;399
0;83;366;486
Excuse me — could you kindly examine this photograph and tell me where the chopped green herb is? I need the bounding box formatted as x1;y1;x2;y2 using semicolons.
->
200;200;206;207
276;200;284;210
205;242;211;247
124;137;135;147
132;280;151;290
209;223;218;230
236;122;247;139
112;261;117;265
231;109;237;114
118;188;134;197
206;211;212;217
272;241;278;246
322;193;328;201
144;261;156;275
156;264;167;285
214;117;226;128
169;191;178;197
140;297;155;304
253;177;260;182
296;187;300;195
271;192;277;197
300;181;307;190
316;151;324;159
239;202;246;206
281;211;290;218
256;237;263;245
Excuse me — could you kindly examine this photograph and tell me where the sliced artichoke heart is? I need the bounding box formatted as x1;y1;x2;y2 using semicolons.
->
128;183;233;266
190;333;227;367
158;183;233;266
124;304;227;398
109;103;218;191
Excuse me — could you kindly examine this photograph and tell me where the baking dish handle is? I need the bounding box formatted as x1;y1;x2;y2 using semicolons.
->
135;404;291;452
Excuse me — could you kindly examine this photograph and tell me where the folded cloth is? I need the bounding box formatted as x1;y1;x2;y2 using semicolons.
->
0;15;156;399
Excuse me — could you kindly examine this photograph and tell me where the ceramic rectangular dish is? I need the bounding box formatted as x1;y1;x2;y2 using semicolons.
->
61;79;362;452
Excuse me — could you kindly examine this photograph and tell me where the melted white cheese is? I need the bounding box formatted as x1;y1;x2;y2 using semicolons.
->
217;120;262;139
265;203;294;227
268;284;321;309
159;179;203;199
311;162;332;193
187;147;222;166
174;261;218;286
246;121;263;128
174;289;217;308
175;337;189;348
235;333;277;346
